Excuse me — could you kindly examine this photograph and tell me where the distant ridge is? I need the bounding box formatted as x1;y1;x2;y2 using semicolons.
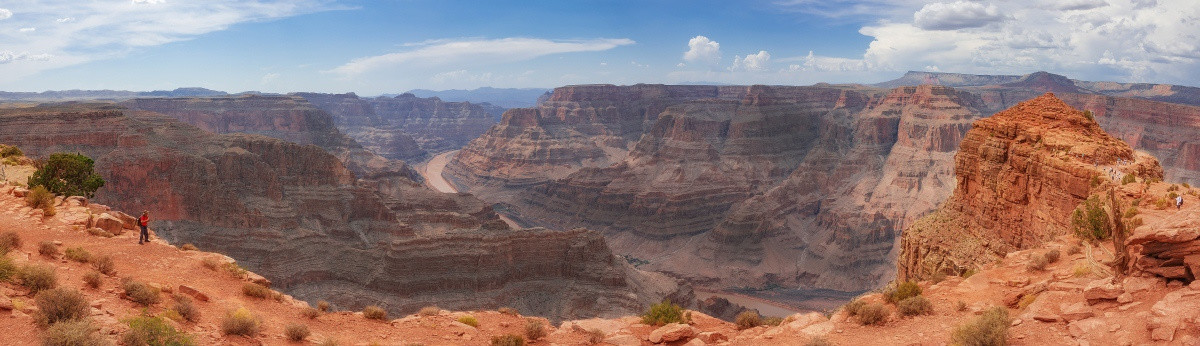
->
403;87;549;108
0;87;230;101
874;71;1022;88
877;70;1200;107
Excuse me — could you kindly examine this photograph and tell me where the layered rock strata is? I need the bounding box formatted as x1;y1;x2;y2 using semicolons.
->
897;93;1164;281
0;103;687;321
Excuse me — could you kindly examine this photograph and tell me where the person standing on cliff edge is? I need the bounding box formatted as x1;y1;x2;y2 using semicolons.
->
138;211;150;244
1177;195;1184;210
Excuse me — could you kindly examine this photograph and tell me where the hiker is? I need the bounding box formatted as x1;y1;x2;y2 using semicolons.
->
1177;195;1184;210
138;211;150;244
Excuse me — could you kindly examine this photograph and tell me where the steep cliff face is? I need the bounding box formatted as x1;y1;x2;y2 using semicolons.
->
897;93;1164;281
297;92;496;159
0;103;687;321
449;84;987;292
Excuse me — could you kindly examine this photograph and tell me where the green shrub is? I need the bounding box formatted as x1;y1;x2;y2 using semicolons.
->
83;271;102;289
898;296;933;316
173;295;199;323
641;300;687;326
0;144;22;158
856;303;888;326
491;334;526;346
1121;174;1136;184
317;300;331;312
1185;183;1192;189
735;310;762;330
64;247;92;263
120;315;195;346
28;153;105;198
458;315;479;327
1072;195;1111;240
20;263;57;293
0;256;16;282
39;240;59;258
43;320;105;346
525;319;546;340
285;323;310;342
885;281;922;304
34;287;90;326
363;305;387;320
122;279;161;306
242;283;272;299
0;231;20;254
220;308;260;336
951;306;1009;346
92;255;115;276
1124;207;1139;218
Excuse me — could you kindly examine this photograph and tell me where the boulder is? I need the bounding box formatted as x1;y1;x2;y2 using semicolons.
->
94;213;125;236
177;285;209;302
649;323;696;343
112;211;138;230
1083;280;1122;302
12;187;28;198
696;331;729;344
1059;302;1094;322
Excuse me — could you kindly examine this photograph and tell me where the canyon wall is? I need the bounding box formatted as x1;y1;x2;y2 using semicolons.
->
897;93;1164;281
0;103;687;321
296;92;496;160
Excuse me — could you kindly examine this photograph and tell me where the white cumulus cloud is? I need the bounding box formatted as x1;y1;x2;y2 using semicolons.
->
0;8;11;20
913;1;1006;30
730;51;771;71
683;35;721;65
55;17;74;23
19;27;35;32
328;37;634;76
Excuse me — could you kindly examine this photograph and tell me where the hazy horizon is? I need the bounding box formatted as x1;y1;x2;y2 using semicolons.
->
1;0;1197;94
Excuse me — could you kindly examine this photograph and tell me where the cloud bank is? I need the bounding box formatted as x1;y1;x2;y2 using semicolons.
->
328;37;635;76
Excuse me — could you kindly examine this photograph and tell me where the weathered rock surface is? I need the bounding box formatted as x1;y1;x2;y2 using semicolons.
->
898;93;1164;280
0;103;686;321
296;92;496;158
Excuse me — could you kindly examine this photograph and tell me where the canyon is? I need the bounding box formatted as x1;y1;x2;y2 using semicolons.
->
0;102;687;321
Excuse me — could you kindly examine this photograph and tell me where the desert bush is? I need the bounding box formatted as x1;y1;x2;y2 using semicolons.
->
0;231;20;254
586;328;605;344
242;283;272;299
885;281;922;304
1124;206;1139;218
173;295;199;322
92;255;115;276
317;339;339;346
1154;197;1170;210
64;247;91;263
43;320;105;346
1129;217;1144;229
498;306;518;315
26;185;56;216
20;263;57;293
363;305;387;320
1121;174;1136;184
805;336;832;346
1017;293;1038;310
491;334;526;346
285;323;311;342
898;296;933;316
201;258;220;271
35;287;89;326
641;300;687;326
180;243;198;251
764;316;784;326
220;307;260;336
1026;253;1049;272
302;307;320;319
955;300;968;312
843;298;866;316
856;303;888;326
1073;263;1093;278
735;310;763;330
39;240;59;258
122;279;161;306
28;153;105;198
1044;249;1060;263
0;144;22;158
317;300;331;312
222;262;248;279
419;306;440;316
0;256;17;283
951;306;1009;346
1072;195;1111;240
82;271;102;289
524;319;546;340
457;315;479;327
1066;243;1082;255
120;315;195;346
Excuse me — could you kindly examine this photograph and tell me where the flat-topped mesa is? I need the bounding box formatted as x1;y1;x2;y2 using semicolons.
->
898;92;1164;281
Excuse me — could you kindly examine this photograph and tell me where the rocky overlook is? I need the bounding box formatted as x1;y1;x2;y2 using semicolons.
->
0;104;686;321
296;92;497;160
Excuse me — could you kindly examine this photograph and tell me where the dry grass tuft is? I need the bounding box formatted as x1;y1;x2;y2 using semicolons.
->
363;305;387;320
735;310;763;330
82;271;102;289
524;318;546;340
91;255;115;276
221;307;260;336
285;323;311;342
951;306;1009;346
34;287;90;327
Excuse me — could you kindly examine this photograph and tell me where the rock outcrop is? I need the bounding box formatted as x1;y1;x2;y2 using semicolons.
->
0;103;686;321
296;92;496;159
898;93;1163;281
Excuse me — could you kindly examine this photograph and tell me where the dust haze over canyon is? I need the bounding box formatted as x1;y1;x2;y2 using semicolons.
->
6;70;1200;321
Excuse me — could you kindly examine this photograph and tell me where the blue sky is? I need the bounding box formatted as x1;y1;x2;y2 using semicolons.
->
0;0;1197;94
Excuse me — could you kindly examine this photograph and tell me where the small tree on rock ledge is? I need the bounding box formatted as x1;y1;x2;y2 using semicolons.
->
28;153;105;198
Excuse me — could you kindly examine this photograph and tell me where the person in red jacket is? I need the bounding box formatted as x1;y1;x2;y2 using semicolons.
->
138;211;150;244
